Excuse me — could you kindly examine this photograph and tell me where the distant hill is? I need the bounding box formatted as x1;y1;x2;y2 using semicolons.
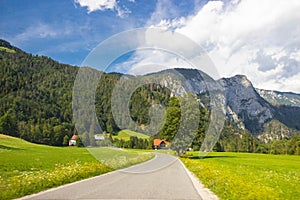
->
256;88;300;107
113;130;150;141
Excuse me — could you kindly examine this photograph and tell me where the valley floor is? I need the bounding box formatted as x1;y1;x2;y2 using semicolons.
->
181;152;300;200
1;134;300;200
0;134;153;199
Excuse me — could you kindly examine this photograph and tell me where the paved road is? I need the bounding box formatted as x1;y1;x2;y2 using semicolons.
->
21;153;215;200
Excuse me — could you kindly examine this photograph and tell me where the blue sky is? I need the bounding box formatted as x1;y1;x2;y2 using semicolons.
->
0;0;197;65
1;0;300;93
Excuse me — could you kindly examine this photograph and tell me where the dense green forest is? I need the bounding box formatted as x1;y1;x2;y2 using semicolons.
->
0;39;299;155
0;39;77;145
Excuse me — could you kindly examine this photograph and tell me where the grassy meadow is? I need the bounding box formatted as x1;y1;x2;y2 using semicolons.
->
113;129;150;141
0;134;153;199
2;132;299;200
181;152;300;200
0;46;16;53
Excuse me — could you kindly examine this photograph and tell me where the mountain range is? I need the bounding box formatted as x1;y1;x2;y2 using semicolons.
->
256;88;300;107
0;39;299;145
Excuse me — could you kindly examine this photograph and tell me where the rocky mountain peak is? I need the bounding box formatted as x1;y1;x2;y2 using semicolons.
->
222;74;252;88
220;75;274;133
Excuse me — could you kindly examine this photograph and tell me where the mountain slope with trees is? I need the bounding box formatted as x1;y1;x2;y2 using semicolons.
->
0;39;77;145
0;39;299;154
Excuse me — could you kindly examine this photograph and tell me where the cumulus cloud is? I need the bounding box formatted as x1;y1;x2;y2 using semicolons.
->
254;50;278;72
74;0;115;12
74;0;130;17
278;56;299;78
137;0;300;93
146;0;182;26
180;0;300;92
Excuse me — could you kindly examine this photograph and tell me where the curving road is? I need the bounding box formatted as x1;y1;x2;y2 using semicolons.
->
20;153;218;200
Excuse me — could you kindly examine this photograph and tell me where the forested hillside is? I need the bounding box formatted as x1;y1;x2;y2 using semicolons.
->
0;39;77;145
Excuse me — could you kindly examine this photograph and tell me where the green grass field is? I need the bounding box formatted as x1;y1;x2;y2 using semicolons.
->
2;133;299;200
0;46;16;53
0;134;153;199
113;129;150;141
181;152;300;200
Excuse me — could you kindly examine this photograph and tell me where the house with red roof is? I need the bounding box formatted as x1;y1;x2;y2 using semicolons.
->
69;135;78;146
153;139;170;150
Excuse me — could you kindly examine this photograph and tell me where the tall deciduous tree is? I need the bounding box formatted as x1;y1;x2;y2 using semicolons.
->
62;135;69;146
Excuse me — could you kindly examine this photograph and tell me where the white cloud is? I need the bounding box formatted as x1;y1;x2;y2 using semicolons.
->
253;50;278;72
146;0;186;27
9;22;95;57
74;0;130;17
13;23;72;43
75;0;115;12
141;0;300;93
111;49;193;76
180;0;300;93
115;4;131;18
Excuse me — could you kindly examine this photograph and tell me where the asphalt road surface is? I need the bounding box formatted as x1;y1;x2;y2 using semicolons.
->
21;153;217;200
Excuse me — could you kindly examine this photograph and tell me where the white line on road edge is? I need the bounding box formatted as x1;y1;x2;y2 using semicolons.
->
178;159;219;200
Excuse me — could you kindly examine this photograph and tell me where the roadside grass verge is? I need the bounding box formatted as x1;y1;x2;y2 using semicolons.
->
181;152;300;200
125;148;175;156
88;147;153;169
0;134;153;199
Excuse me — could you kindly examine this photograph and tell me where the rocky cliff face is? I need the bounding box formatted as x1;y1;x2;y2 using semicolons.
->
257;120;296;143
220;75;274;133
153;69;300;140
